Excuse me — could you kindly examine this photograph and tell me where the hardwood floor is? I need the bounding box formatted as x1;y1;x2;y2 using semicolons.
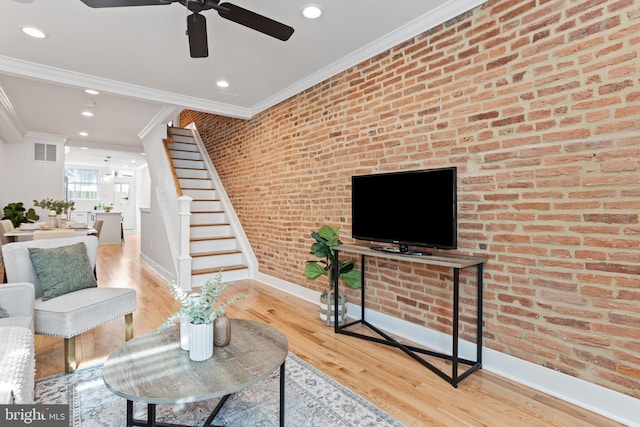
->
31;235;621;426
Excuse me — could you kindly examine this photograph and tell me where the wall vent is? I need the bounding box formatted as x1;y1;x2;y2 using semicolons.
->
34;142;57;162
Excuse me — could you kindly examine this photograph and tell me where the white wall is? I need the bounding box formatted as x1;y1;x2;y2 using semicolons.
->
2;134;65;219
139;124;175;281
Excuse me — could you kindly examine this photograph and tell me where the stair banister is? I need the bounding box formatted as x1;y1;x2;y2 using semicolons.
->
158;131;192;289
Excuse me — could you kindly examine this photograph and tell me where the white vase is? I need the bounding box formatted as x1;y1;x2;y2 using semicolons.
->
179;293;200;351
319;292;347;326
188;322;214;361
180;314;190;350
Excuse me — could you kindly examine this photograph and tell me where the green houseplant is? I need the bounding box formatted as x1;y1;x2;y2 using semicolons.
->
304;225;361;326
33;198;75;215
2;202;39;228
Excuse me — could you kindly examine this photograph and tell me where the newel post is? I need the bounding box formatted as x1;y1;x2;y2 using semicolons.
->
177;195;193;290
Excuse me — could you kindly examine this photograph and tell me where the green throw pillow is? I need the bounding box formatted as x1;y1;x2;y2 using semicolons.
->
28;242;97;302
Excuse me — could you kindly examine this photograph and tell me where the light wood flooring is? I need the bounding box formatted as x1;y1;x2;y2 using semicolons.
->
28;235;622;426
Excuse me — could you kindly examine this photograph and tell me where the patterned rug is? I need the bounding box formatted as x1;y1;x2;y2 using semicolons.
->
35;352;404;427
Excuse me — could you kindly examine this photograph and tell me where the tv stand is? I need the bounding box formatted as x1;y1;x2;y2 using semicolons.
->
332;243;487;387
371;246;433;256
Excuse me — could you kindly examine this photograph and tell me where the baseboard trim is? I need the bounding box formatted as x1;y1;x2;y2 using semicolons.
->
256;273;639;427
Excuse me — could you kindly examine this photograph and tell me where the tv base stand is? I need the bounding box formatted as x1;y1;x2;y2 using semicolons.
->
332;244;487;387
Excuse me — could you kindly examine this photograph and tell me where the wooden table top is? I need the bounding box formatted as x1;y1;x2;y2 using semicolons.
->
102;319;288;405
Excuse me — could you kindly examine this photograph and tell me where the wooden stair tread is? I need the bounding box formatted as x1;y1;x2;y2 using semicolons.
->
190;236;235;242
190;223;229;228
192;265;248;275
191;249;241;257
191;210;224;214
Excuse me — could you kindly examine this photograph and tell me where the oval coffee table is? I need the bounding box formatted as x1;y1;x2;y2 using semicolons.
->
103;319;288;427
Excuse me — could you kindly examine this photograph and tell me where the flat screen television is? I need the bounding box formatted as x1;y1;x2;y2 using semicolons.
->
351;167;457;254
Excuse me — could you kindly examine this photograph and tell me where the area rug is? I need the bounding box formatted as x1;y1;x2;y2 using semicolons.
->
35;352;404;427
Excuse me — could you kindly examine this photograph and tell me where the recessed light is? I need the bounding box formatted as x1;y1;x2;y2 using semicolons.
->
22;26;47;39
81;111;94;117
302;5;322;19
79;131;89;137
216;80;230;88
85;89;100;95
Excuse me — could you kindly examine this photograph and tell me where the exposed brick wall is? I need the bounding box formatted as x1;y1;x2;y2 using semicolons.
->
181;0;640;398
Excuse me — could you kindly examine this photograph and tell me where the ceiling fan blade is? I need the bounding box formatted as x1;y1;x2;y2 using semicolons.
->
79;0;175;7
187;13;209;58
217;2;294;41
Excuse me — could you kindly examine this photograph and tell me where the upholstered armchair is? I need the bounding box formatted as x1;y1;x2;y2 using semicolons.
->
1;236;137;373
0;282;35;403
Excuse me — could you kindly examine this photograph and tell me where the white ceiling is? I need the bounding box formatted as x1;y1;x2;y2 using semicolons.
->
0;0;485;169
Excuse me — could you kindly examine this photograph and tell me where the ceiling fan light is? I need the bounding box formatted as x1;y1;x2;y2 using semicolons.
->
302;5;322;20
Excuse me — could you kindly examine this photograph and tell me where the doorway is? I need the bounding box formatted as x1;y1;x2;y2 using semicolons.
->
114;178;134;230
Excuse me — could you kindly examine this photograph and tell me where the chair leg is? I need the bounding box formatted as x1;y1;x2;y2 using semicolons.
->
125;313;134;341
64;337;76;373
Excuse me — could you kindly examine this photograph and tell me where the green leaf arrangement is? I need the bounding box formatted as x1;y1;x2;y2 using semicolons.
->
160;274;246;328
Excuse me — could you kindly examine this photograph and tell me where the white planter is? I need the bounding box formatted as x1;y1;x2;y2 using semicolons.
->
319;293;347;327
179;293;200;351
180;314;190;350
188;322;214;361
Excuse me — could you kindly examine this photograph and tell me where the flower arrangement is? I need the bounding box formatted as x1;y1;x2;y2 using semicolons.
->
161;274;246;327
33;198;75;215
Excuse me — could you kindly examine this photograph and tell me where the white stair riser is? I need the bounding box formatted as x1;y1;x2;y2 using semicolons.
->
179;178;213;189
192;253;244;270
170;135;195;144
173;159;204;169
170;150;201;161
176;169;209;179
191;200;221;212
190;238;238;253
191;212;226;225
183;189;217;200
191;225;232;238
192;269;250;287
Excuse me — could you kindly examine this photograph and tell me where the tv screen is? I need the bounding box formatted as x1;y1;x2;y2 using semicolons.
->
351;167;457;253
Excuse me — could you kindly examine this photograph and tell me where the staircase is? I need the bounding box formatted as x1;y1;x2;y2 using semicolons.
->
165;127;249;286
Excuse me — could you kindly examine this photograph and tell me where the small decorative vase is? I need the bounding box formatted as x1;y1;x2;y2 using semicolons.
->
214;313;231;347
319;292;347;326
188;322;214;361
48;211;58;228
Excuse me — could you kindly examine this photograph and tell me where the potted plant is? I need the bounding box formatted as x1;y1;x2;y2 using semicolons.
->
33;198;75;215
304;225;362;326
161;274;245;361
2;202;39;228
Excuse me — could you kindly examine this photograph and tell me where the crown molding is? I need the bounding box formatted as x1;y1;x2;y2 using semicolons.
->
251;0;488;116
0;56;253;120
0;81;27;143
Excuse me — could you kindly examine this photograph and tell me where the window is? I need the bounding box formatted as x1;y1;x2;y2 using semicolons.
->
65;169;99;200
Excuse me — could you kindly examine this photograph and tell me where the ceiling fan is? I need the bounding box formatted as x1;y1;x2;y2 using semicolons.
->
79;0;294;58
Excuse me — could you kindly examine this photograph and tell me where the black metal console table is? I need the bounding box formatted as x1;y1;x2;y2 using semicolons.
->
332;244;487;387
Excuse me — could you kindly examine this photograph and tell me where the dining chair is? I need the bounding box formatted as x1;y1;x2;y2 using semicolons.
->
1;235;137;372
33;229;76;240
93;219;103;239
0;219;14;245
